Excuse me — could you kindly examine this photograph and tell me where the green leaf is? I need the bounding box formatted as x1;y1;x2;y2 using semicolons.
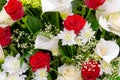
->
115;76;120;80
47;74;52;80
59;45;67;56
42;12;62;30
88;11;99;30
0;0;6;10
61;56;74;64
9;44;18;56
23;15;43;34
20;57;24;68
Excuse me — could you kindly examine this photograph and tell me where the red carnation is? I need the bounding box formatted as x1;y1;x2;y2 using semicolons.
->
0;26;12;47
64;14;86;35
29;51;51;72
81;60;100;80
84;0;105;10
4;0;24;21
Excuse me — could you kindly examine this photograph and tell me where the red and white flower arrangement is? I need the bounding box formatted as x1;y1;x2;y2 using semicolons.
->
0;0;120;80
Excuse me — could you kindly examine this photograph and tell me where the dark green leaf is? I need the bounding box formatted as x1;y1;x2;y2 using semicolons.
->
23;15;43;33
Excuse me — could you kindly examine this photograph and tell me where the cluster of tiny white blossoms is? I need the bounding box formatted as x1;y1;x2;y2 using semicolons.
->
0;54;28;80
58;22;95;46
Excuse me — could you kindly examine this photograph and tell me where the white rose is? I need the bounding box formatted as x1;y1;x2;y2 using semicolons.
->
41;0;73;19
108;12;120;35
96;0;120;19
57;64;81;80
96;0;120;36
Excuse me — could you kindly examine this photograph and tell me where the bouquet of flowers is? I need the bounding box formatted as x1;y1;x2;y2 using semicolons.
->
0;0;120;80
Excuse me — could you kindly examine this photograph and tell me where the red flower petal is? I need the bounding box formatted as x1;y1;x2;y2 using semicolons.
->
4;0;25;21
64;14;86;35
29;51;51;72
0;26;12;47
84;0;105;10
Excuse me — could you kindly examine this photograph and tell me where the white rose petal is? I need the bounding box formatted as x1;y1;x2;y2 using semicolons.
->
96;0;120;36
57;64;80;80
98;13;120;36
95;38;119;63
96;0;120;19
99;16;111;32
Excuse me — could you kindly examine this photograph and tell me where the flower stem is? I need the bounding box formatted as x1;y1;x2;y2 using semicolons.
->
86;9;92;20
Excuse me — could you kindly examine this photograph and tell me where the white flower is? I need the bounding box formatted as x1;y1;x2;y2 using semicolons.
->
6;74;26;80
58;28;76;46
0;72;6;80
98;13;120;36
96;0;120;36
41;0;73;19
0;45;4;63
100;60;112;74
35;35;59;56
33;68;48;80
57;64;80;80
96;0;120;19
0;8;15;28
98;16;111;32
75;36;84;46
95;38;119;63
79;22;95;44
2;54;28;75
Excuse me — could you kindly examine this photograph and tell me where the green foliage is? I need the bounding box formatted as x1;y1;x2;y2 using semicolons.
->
0;0;6;10
22;15;43;34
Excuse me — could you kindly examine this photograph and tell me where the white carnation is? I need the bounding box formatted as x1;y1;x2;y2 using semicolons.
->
79;22;95;44
6;74;26;80
33;68;48;80
0;72;6;80
2;54;28;75
58;28;76;46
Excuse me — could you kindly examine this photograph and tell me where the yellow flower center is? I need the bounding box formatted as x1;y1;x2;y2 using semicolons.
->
65;34;72;40
39;71;46;77
51;48;59;56
85;32;91;38
76;38;82;45
100;48;107;56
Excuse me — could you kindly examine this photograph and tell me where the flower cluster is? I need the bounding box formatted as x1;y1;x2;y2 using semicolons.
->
1;0;120;80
